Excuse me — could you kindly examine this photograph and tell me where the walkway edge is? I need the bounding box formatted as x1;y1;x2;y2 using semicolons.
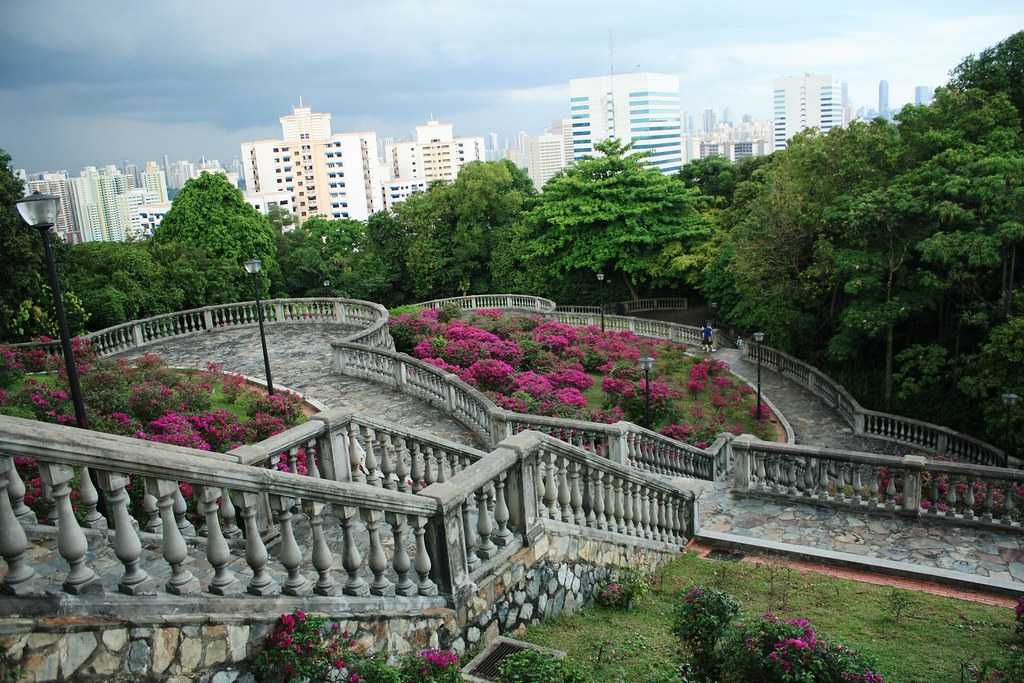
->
694;530;1023;597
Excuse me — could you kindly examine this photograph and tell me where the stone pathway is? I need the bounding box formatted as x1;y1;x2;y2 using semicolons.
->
695;347;1024;584
115;323;477;447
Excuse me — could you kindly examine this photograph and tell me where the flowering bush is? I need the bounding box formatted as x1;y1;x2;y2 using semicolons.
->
720;614;883;683
673;586;741;677
594;568;650;609
0;347;24;388
396;649;462;683
253;610;358;682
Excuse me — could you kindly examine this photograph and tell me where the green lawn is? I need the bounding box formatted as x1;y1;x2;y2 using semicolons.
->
518;552;1018;683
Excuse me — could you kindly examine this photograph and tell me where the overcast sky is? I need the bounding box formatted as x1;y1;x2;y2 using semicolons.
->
2;1;1022;172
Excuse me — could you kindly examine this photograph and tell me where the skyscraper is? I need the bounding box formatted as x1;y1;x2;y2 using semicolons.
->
772;74;843;150
914;86;934;106
568;72;682;174
141;161;169;203
27;173;81;243
702;109;717;135
71;166;131;242
878;80;890;120
386;120;485;185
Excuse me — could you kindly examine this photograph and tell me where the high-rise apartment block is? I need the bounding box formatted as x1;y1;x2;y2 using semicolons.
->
772;74;843;150
568;72;683;174
71;166;131;242
241;103;382;223
526;131;568;190
914;85;933;106
141;160;169;203
878;80;890;119
27;173;81;243
385;120;485;185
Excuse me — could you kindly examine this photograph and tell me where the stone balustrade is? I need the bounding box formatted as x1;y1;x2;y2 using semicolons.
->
415;294;557;313
555;298;689;315
6;297;393;359
743;343;1011;468
331;342;720;481
731;436;1024;533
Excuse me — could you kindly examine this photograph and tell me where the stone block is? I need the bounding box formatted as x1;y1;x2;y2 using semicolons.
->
519;603;534;622
27;633;60;649
23;646;59;682
127;639;151;675
0;634;28;661
101;628;128;653
467;626;480;644
179;636;202;671
152;627;180;674
60;631;97;676
85;650;120;675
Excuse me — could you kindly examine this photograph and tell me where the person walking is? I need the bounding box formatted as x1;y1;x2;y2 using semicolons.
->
701;321;714;353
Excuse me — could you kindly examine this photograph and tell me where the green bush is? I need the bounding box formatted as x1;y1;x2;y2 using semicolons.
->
673;586;740;678
438;302;462;323
0;348;24;389
594;568;651;609
498;649;587;683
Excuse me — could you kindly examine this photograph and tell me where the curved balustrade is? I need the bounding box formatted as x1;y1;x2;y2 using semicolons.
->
743;343;1010;467
731;437;1024;533
332;342;720;480
555;298;689;315
6;297;393;359
416;294;557;313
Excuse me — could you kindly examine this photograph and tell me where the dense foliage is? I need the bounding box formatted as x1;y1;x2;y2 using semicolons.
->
390;308;774;443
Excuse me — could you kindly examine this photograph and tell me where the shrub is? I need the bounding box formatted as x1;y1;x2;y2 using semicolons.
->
251;391;304;424
127;380;178;423
0;348;24;388
594;568;650;609
397;649;462;682
673;586;741;677
497;650;586;683
81;366;131;415
438;302;462;323
719;614;883;683
173;379;213;413
253;610;358;682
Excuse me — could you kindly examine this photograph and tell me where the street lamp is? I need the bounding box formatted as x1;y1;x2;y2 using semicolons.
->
323;280;331;296
1003;393;1019;467
753;332;765;422
596;272;606;332
244;257;275;396
15;192;88;428
639;356;655;429
709;302;719;326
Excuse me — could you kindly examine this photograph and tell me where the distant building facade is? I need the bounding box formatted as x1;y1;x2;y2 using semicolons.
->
772;73;843;150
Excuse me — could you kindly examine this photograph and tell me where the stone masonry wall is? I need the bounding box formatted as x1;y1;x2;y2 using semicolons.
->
0;610;456;683
450;526;680;656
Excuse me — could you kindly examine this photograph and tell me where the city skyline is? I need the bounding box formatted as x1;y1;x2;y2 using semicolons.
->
2;1;1020;170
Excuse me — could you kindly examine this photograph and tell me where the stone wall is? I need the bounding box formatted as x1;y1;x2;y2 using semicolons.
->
0;610;456;683
449;523;681;656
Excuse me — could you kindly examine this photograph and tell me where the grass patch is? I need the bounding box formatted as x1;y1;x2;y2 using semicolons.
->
518;552;1017;683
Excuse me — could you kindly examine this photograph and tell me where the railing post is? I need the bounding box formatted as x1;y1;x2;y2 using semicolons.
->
489;408;509;450
608;423;630;465
444;374;459;414
333;345;348;373
393;358;407;389
202;309;213;331
274;302;284;323
936;431;948;457
132;322;144;347
901;455;926;516
308;410;354;482
731;436;753;490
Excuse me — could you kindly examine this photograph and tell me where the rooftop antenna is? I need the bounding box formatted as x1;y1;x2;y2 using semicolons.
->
298;95;304;108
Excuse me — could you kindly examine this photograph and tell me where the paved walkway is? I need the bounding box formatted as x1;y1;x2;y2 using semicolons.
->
115;323;477;446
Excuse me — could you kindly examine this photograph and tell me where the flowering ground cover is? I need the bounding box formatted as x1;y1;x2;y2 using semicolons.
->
0;340;306;522
390;307;777;446
518;552;1019;682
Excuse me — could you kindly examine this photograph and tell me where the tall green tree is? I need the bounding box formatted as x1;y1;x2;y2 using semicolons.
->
949;31;1024;129
153;172;277;291
519;139;712;299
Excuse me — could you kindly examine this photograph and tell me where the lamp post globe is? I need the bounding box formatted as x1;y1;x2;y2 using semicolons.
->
639;356;655;429
244;257;274;395
15;192;89;429
752;332;766;422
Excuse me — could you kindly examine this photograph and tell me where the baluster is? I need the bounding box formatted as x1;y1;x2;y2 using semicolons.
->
304;501;336;596
386;511;416;596
534;454;547;517
885;470;897;510
964;478;976;519
173;486;196;537
287;447;298;474
756;454;768;491
38;464;99;594
395;437;412;493
557;454;572;523
410;442;424;493
1003;486;1017;525
7;460;36;524
364;427;382;486
493;473;513;545
0;456;36;594
349;424;366;485
423;446;437;487
982;482;994;523
413;515;438;596
852;466;863;504
272;496;310;595
380;434;396;490
339;506;370;596
462;496;481;572
632;482;645;538
362;509;394;596
476;487;496;560
436;449;448;484
220;489;242;539
610;474;624;533
198;485;240;595
147;478;199;594
570;461;586;526
142;490;161;533
589;467;604;529
306;440;321;479
543;451;558;520
622;478;636;535
230;490;279;596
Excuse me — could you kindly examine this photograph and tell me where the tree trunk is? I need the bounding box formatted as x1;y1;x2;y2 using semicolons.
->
884;323;894;409
622;272;639;301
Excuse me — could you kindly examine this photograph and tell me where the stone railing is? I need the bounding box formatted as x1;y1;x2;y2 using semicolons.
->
6;297;393;359
415;294;557;314
0;411;693;607
731;436;1024;533
555;297;689;315
743;343;1010;467
331;342;722;480
551;311;706;347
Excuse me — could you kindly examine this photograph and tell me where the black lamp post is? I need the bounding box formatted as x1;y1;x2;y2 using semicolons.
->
15;192;88;428
753;332;765;421
710;301;718;326
596;272;606;332
244;257;275;396
639;356;655;429
1003;392;1019;468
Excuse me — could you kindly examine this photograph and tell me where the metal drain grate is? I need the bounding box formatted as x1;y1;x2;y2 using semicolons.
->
467;640;529;681
462;637;567;682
